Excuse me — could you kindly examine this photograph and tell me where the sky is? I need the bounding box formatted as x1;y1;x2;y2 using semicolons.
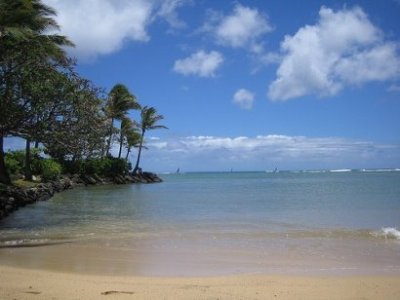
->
6;0;400;172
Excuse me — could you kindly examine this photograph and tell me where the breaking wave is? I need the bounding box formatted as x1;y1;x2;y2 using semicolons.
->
373;227;400;241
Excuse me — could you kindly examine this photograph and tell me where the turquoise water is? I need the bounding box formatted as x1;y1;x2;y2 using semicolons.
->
0;170;399;275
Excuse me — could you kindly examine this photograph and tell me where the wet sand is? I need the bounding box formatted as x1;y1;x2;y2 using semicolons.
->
1;265;400;300
1;233;400;277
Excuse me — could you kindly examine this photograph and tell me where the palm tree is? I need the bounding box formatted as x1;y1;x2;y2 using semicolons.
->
0;0;73;61
105;84;139;157
133;106;167;174
125;127;142;161
118;117;137;159
0;0;73;183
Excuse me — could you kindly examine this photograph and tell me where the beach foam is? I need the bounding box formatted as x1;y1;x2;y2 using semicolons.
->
0;239;50;247
373;228;400;241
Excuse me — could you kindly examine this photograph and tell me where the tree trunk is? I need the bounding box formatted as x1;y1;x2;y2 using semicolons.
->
0;134;11;184
106;117;114;157
125;147;131;161
133;131;145;174
118;123;123;159
34;140;39;148
24;138;32;181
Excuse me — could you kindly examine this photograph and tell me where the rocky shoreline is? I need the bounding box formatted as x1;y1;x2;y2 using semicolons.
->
0;172;162;220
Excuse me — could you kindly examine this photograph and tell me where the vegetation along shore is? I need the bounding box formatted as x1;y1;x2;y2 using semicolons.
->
0;0;166;220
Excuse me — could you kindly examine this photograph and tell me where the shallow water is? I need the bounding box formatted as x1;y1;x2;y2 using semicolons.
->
0;171;399;276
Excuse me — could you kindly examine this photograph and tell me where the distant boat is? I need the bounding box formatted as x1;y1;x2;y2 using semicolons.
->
273;167;278;173
176;168;180;174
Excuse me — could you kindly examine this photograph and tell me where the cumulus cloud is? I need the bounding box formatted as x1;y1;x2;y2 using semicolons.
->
268;6;400;101
203;4;272;51
233;89;255;109
215;4;272;48
44;0;189;60
173;50;224;77
141;135;400;171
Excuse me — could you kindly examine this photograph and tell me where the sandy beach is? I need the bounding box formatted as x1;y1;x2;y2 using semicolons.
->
0;265;399;300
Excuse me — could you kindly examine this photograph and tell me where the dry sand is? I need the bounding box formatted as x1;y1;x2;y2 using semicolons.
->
1;265;400;300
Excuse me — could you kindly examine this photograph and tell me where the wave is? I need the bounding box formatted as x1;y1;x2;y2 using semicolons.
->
373;227;400;241
285;228;400;241
0;238;70;248
0;232;93;248
1;228;399;248
329;169;352;173
361;168;400;173
303;170;328;173
297;168;400;174
187;227;400;243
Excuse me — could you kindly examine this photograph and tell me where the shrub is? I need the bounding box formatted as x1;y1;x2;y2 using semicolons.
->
81;158;105;175
41;160;62;182
56;157;128;178
61;160;82;175
5;156;21;175
5;150;25;174
98;158;112;176
84;157;128;177
30;158;43;175
5;149;44;176
106;158;128;177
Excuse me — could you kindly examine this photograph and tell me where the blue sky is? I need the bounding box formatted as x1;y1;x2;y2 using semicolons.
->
6;0;400;172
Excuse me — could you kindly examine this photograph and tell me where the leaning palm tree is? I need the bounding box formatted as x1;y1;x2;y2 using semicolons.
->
105;84;140;157
133;106;167;174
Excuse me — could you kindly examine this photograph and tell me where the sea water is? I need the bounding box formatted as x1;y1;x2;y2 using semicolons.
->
0;170;399;276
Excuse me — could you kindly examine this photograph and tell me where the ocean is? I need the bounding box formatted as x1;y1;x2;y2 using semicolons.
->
0;170;399;276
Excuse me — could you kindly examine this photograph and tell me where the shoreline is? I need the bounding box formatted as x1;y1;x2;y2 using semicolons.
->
1;265;400;300
0;171;162;220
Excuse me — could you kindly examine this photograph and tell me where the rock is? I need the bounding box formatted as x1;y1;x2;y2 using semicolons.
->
92;174;104;184
131;174;148;183
113;175;127;184
142;172;163;183
62;177;73;189
7;197;15;205
125;175;137;183
81;175;97;185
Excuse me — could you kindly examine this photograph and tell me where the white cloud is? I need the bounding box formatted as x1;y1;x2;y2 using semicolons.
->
233;89;255;109
268;6;400;101
44;0;189;60
215;4;272;48
45;0;152;59
141;135;400;171
173;50;224;77
202;4;272;52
